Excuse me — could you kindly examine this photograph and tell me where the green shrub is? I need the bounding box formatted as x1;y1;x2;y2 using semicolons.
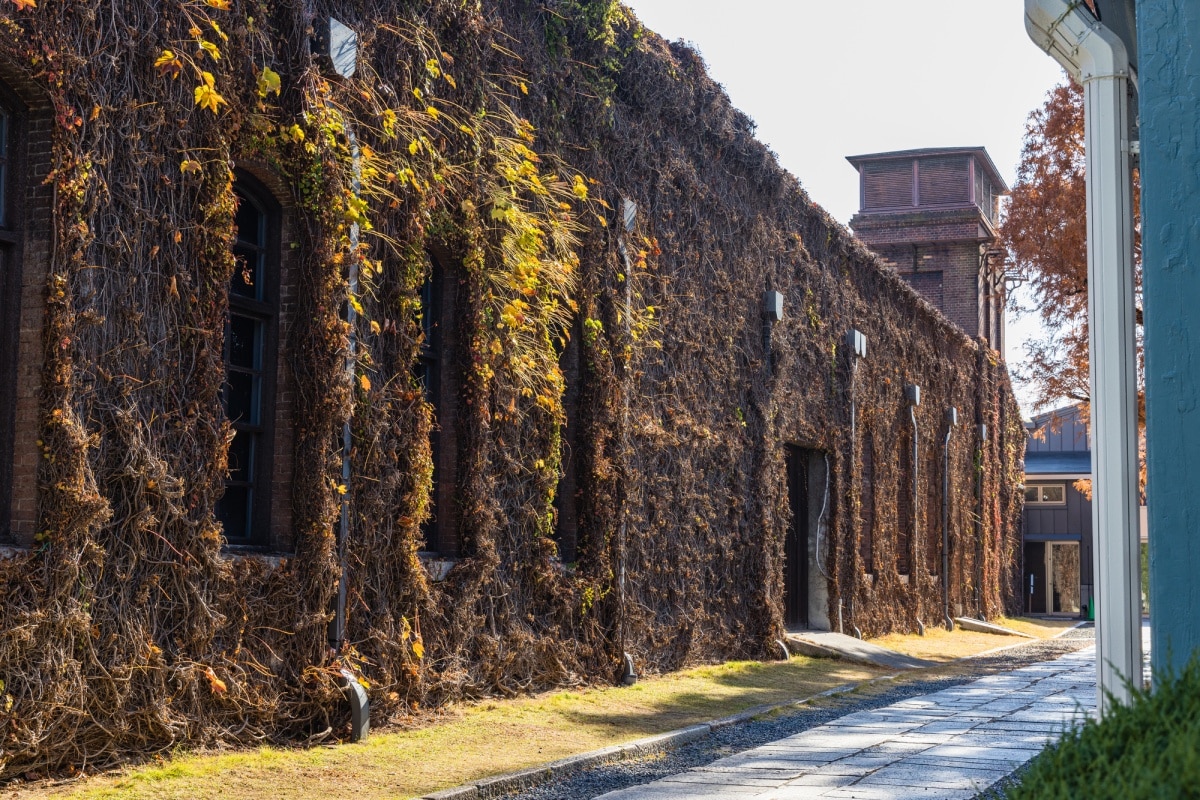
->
1005;657;1200;799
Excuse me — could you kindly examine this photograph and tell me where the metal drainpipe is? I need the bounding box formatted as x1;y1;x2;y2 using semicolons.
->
1025;0;1142;712
329;124;369;741
849;355;858;633
942;408;957;631
904;383;921;631
911;404;920;628
617;200;636;685
330;128;360;654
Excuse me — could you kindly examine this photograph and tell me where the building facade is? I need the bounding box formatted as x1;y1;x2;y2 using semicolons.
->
0;0;1026;774
1023;405;1093;617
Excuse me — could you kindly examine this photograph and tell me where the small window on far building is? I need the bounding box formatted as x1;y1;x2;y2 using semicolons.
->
1025;483;1067;506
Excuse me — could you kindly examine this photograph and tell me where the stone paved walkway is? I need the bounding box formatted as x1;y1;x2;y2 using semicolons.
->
594;646;1097;800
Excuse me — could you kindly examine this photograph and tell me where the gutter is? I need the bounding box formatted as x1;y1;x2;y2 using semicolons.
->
1024;0;1142;712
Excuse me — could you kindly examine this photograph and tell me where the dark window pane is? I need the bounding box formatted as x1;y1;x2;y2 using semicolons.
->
231;244;260;299
420;274;435;345
235;198;263;248
217;486;250;542
227;430;254;483
224;371;257;425
228;314;260;370
1025;485;1039;502
0;109;8;228
1042;485;1065;504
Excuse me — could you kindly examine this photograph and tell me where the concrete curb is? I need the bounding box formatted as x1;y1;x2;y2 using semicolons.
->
417;626;1088;799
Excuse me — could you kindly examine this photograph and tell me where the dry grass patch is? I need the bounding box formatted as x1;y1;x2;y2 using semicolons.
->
869;616;1080;663
10;656;883;800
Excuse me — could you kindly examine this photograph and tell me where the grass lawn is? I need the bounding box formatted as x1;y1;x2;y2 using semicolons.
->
9;616;1081;800
868;615;1080;663
11;657;882;800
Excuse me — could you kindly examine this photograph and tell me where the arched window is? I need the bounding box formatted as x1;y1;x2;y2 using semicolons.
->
217;176;280;547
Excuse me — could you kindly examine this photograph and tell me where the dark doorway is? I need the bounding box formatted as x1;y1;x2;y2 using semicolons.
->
1024;542;1047;614
784;446;814;629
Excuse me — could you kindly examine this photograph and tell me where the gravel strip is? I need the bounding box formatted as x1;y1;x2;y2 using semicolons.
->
496;625;1096;800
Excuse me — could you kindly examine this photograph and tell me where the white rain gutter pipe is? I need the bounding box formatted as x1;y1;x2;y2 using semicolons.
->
1025;0;1142;711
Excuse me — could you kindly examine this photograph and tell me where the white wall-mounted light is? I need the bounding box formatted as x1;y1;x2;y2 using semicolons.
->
846;328;867;359
314;17;358;79
763;290;784;323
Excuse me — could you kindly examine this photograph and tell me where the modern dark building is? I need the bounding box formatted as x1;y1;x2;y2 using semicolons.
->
847;147;1009;352
1022;405;1092;617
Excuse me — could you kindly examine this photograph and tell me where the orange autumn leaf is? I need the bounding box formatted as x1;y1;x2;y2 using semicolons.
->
9;0;36;10
204;666;227;694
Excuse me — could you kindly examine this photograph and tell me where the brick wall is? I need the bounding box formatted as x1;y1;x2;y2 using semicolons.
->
850;207;993;344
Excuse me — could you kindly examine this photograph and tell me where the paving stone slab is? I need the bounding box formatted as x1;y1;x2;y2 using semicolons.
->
594;644;1106;800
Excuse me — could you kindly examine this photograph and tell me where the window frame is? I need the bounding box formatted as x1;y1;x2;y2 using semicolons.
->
0;83;27;540
1025;482;1067;507
218;173;281;550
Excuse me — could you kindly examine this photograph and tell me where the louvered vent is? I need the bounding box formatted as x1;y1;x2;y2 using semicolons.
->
917;156;969;206
863;161;913;209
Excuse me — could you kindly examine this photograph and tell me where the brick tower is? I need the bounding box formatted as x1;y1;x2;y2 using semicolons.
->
847;147;1009;353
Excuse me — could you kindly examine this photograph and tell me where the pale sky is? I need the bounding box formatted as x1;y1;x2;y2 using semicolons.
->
621;1;1067;413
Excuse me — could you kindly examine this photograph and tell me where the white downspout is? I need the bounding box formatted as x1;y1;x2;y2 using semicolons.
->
1024;0;1142;711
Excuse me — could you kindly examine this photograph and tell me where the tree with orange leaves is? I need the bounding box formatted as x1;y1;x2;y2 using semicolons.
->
1001;78;1142;415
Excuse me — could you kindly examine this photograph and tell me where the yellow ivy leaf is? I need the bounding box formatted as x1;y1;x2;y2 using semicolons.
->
519;81;529;95
179;159;202;174
425;106;439;121
424;58;440;78
210;20;229;41
571;174;588;200
408;139;420;156
412;638;425;660
194;72;227;113
443;74;457;89
198;40;221;61
359;374;371;392
380;108;397;139
369;320;381;335
256;66;281;98
336;484;348;496
205;0;231;9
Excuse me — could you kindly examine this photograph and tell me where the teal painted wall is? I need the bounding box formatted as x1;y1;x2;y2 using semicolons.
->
1138;0;1200;673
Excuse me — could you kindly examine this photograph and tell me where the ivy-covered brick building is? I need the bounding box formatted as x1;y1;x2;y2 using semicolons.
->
0;0;1024;774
